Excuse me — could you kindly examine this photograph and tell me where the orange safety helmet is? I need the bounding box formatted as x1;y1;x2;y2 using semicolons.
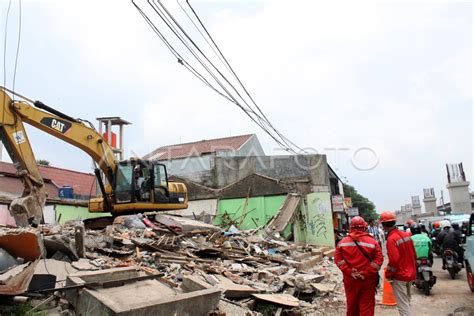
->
406;219;415;226
350;216;368;230
433;221;440;229
379;211;396;223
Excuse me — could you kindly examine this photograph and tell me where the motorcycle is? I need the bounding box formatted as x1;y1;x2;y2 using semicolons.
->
443;249;462;279
335;229;347;245
414;257;436;295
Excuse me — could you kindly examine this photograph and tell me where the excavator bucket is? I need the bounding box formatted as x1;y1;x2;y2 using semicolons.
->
9;185;46;227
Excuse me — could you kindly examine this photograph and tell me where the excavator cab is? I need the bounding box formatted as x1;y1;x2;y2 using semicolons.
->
113;159;185;206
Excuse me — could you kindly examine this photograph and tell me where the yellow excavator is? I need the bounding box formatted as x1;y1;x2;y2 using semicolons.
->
0;87;187;226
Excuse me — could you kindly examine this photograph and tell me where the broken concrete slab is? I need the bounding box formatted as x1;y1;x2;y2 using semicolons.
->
0;260;39;295
65;267;221;316
296;255;323;272
43;235;78;261
155;214;221;233
34;259;77;288
181;275;212;292
217;300;254;316
0;228;45;295
211;275;257;298
323;248;336;258
252;293;300;307
71;258;99;271
311;283;336;294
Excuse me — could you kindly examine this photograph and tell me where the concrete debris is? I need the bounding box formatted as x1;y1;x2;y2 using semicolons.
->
0;213;344;315
252;293;300;307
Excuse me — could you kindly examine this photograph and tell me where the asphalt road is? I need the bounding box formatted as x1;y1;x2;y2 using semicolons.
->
375;256;474;316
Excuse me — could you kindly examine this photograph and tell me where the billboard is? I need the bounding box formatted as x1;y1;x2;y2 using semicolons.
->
332;195;344;213
348;207;359;217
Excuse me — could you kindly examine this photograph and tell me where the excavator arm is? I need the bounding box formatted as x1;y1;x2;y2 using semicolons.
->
0;87;117;225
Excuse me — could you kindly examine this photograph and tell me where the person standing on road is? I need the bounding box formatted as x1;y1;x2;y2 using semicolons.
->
368;220;382;247
335;216;383;316
380;211;417;316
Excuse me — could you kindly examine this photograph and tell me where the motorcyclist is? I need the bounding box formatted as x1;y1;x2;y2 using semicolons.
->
405;219;415;235
410;224;433;265
436;221;451;248
430;221;441;239
442;223;465;268
420;224;430;236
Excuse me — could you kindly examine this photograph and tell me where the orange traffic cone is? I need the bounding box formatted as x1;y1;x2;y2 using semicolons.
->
379;268;397;306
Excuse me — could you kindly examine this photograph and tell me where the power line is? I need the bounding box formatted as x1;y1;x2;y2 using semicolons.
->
12;0;21;100
149;1;294;152
185;0;307;153
132;0;301;154
2;0;12;125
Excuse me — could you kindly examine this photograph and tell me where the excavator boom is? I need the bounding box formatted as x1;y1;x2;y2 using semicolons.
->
0;87;187;226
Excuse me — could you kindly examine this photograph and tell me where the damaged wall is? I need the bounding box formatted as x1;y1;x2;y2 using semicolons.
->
164;199;217;221
55;205;109;224
214;195;287;230
297;192;335;247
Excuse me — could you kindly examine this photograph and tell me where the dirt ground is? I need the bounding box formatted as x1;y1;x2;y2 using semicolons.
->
335;248;474;316
374;256;474;316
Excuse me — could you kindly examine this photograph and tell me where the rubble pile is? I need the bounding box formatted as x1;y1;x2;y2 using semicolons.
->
0;214;344;315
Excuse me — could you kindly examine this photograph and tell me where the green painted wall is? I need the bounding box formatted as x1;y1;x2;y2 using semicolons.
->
55;205;110;224
215;195;287;230
304;192;335;246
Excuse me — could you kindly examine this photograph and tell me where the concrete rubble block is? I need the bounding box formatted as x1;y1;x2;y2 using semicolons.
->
293;252;312;262
217;300;254;316
298;274;325;284
71;258;100;271
0;227;44;295
252;293;300;308
181;275;212;292
43;235;78;261
34;258;78;288
310;248;323;256
155;214;221;233
311;282;336;295
203;274;257;298
296;255;323;272
323;248;336;258
65;267;221;316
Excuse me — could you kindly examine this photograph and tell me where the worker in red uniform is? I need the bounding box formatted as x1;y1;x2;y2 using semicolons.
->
380;211;417;316
335;216;383;316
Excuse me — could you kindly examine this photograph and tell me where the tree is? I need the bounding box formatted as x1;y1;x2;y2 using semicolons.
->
36;159;51;167
343;183;378;223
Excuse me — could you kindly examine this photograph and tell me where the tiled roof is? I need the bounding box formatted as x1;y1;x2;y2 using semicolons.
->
0;175;59;198
144;134;254;160
0;161;96;197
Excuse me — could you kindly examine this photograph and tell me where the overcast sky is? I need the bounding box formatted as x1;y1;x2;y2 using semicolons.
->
0;0;471;211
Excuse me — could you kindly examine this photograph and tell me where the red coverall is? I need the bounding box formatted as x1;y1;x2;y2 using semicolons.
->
385;229;417;281
335;230;384;316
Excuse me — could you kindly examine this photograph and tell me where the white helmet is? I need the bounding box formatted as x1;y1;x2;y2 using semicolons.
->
439;220;451;230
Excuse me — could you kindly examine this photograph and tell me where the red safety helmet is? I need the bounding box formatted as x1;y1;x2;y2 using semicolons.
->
350;216;368;230
433;221;440;229
406;219;415;226
379;211;396;223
